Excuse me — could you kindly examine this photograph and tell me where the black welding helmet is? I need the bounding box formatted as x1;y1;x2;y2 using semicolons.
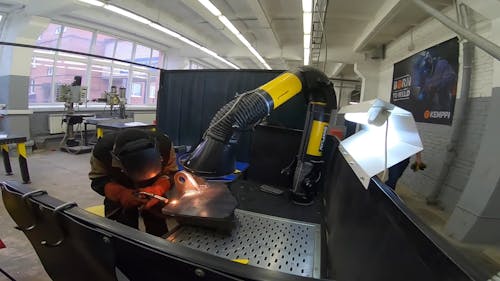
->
112;129;162;182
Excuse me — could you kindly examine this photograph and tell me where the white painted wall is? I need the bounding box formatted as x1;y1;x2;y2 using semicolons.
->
355;4;499;215
377;7;494;101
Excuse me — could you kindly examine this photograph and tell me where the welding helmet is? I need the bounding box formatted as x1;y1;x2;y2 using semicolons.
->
112;129;162;183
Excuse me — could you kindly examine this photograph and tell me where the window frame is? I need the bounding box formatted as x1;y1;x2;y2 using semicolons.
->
28;21;166;108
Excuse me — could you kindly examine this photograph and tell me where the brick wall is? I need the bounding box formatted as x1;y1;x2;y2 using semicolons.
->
375;7;494;213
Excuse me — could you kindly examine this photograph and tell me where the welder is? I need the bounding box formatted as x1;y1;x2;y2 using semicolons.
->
412;51;457;111
89;129;178;236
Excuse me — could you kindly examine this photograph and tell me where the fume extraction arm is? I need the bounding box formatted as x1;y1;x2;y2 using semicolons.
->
184;66;337;204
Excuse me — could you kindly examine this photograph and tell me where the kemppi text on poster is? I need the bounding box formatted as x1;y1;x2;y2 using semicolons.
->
391;38;458;125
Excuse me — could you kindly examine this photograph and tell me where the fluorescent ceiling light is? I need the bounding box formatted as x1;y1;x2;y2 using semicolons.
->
248;46;264;63
304;48;310;65
104;4;151;24
197;0;270;70
198;0;222;16
149;22;180;38
248;46;271;69
302;0;313;12
179;37;202;49
77;0;104;7
304;34;311;49
95;3;239;69
303;12;312;34
34;49;55;55
218;16;239;35
214;56;239;69
199;47;217;57
236;34;252;48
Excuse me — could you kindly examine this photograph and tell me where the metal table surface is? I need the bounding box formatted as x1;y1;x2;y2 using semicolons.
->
96;122;155;130
167;209;322;278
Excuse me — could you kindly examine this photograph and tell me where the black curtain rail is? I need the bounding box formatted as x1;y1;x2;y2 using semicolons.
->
0;41;162;71
329;78;361;83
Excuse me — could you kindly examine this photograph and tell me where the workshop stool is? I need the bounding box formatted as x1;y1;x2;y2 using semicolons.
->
85;205;104;217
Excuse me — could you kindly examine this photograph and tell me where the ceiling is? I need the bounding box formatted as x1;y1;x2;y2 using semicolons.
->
0;0;454;76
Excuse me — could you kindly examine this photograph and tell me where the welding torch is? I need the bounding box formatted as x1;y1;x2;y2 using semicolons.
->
136;191;169;204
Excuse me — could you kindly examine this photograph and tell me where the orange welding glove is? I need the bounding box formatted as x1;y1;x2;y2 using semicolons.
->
104;182;147;209
140;176;170;210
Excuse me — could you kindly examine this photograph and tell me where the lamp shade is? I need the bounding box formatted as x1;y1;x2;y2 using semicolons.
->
338;99;423;188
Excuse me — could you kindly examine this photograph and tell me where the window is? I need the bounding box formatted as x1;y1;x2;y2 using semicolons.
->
59;26;92;53
130;71;147;104
29;56;55;103
29;80;35;95
148;75;159;104
132;83;142;97
29;23;164;106
115;41;133;61
36;23;61;48
93;33;116;57
53;60;87;89
150;49;163;67
189;60;205;69
54;26;66;35
111;67;129;90
89;64;111;101
134;44;151;65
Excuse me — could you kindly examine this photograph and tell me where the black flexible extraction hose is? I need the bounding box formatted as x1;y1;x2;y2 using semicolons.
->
205;91;270;142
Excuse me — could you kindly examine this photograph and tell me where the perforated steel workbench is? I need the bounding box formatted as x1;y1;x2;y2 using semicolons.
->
167;209;322;278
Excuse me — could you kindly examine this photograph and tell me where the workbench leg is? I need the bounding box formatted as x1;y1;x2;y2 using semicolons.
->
17;143;30;184
97;127;103;139
84;123;88;146
1;144;12;175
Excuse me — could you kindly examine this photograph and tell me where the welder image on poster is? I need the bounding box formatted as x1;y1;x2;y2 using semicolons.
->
391;38;458;125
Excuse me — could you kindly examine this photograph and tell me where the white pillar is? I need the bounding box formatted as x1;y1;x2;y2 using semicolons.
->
354;62;381;102
0;13;49;137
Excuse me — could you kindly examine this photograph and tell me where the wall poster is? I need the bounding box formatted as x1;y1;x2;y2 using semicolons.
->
391;37;459;125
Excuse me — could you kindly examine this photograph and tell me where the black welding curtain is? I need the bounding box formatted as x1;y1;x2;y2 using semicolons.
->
156;69;308;160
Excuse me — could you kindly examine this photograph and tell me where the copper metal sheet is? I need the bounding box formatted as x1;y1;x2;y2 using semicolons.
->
162;182;237;220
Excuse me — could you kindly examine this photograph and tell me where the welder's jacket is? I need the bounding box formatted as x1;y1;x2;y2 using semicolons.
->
89;131;178;196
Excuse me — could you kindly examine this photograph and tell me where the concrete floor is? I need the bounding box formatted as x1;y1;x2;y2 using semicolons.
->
0;149;102;281
0;149;499;280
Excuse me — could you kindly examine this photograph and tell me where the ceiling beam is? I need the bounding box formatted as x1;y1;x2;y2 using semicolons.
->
22;0;76;17
331;63;346;77
459;0;500;20
352;0;409;52
181;0;262;68
246;0;286;68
